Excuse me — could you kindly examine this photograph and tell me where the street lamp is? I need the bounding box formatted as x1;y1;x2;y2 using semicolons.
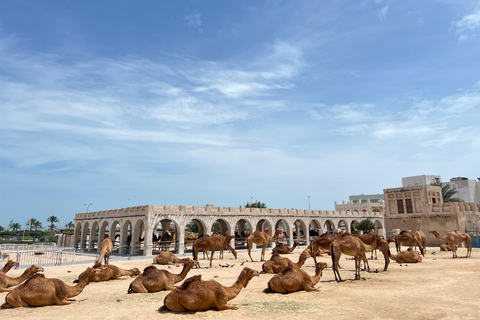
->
250;197;253;205
84;203;93;213
308;196;311;210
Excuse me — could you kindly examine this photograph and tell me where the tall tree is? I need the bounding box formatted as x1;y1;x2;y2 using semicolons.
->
65;221;75;229
33;220;42;231
11;222;21;233
245;201;267;208
46;216;59;230
0;225;4;232
25;218;38;232
431;182;463;202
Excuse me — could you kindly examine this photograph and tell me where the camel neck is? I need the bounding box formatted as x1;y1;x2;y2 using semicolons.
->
66;278;91;298
175;264;192;282
226;277;250;300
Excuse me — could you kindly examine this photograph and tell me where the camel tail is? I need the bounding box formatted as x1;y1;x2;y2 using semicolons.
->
127;282;134;294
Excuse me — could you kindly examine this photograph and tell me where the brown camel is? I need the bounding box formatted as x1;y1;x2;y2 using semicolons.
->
247;229;283;262
440;243;458;251
272;241;300;255
193;234;237;267
158;232;176;251
74;264;140;283
159;267;259;312
0;264;44;293
128;258;199;293
263;262;327;294
1;267;99;308
375;237;391;271
310;233;335;264
262;251;310;274
358;231;381;259
430;230;472;258
357;234;381;271
390;248;422;263
153;250;191;265
1;260;19;274
184;233;198;252
395;231;425;256
330;232;367;282
95;235;113;266
414;230;427;252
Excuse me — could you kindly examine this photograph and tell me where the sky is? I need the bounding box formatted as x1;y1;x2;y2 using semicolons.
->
1;0;480;229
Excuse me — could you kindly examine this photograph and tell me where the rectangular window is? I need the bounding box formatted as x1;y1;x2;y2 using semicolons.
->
405;199;413;213
397;199;404;214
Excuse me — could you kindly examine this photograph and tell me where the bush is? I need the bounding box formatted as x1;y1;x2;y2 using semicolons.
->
353;218;375;232
1;231;17;236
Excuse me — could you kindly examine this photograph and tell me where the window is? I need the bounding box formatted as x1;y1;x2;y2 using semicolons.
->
397;200;404;214
405;199;413;213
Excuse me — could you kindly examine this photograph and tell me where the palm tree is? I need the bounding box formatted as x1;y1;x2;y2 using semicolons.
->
65;221;75;229
11;222;21;233
244;200;267;208
33;220;43;231
0;225;4;232
46;216;59;230
25;218;38;232
431;182;463;202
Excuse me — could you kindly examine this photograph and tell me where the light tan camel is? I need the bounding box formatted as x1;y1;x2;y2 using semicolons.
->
330;232;367;282
193;234;237;267
395;231;425;256
128;259;199;293
414;230;427;252
153;250;191;265
74;264;140;283
310;233;336;264
440;243;458;251
1;267;99;308
0;264;44;292
262;251;310;274
375;237;391;271
1;260;19;274
159;267;259;312
430;230;472;258
358;231;380;259
390;248;422;263
247;229;283;262
271;241;300;255
95;235;113;266
357;234;381;271
263;262;327;294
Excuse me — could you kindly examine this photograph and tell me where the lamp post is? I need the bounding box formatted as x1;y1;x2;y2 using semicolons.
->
251;197;253;205
308;196;311;210
84;203;93;213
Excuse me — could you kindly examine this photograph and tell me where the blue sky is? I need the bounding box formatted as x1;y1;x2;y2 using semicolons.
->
1;1;480;229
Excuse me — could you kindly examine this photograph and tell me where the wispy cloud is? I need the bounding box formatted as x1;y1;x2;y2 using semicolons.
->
452;8;480;40
184;13;203;33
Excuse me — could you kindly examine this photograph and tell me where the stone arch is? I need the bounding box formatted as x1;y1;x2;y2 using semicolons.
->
99;220;109;244
131;219;145;254
89;221;99;250
374;220;385;237
338;219;348;232
74;222;82;249
211;218;232;235
234;218;253;250
256;218;273;236
120;220;132;254
81;222;90;250
154;218;181;253
353;210;359;215
110;220;120;247
324;220;335;235
274;219;290;243
308;219;321;239
350;220;359;235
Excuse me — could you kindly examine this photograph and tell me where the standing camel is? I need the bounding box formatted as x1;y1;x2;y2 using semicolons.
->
1;267;99;308
193;234;237;267
247;229;283;262
358;231;380;259
159;267;259;312
330;233;367;282
414;230;427;253
95;235;113;267
310;233;336;264
0;265;44;292
430;230;472;258
395;231;424;256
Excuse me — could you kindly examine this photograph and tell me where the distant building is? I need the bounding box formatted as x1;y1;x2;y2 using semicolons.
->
446;177;480;204
349;193;384;204
402;175;441;187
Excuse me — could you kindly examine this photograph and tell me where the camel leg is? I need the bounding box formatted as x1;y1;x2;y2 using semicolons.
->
247;240;254;262
312;243;318;264
4;292;30;308
261;246;266;262
304;285;319;292
0;288;13;293
354;255;361;280
362;255;370;271
214;288;238;310
209;250;215;267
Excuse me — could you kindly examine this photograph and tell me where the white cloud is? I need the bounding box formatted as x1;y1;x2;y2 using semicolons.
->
379;4;389;20
452;9;480;40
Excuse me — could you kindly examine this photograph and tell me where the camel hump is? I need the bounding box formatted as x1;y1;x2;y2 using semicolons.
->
24;273;45;285
142;266;158;275
399;230;408;234
179;275;202;290
281;265;294;274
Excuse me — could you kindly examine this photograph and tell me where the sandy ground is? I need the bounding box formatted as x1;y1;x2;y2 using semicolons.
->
1;246;479;320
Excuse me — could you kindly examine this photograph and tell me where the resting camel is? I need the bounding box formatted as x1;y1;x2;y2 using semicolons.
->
272;241;300;255
247;229;283;262
1;260;19;274
395;231;424;256
390;248;422;263
193;234;237;267
310;233;336;264
263;262;327;294
330;232;367;282
95;235;113;266
414;230;427;252
430;230;472;258
128;259;199;293
153;250;191;265
440;243;458;251
159;267;259;312
0;264;44;293
74;264;140;283
262;251;310;274
1;267;99;308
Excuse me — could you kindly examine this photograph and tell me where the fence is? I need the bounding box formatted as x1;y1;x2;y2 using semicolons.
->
0;248;97;267
0;243;57;251
471;236;480;248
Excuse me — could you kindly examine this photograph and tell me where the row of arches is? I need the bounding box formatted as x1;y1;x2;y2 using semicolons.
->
74;216;385;255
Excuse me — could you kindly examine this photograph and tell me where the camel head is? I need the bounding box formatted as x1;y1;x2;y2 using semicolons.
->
274;229;283;236
300;250;311;259
315;262;327;272
6;260;19;269
79;267;100;283
238;267;260;288
27;264;44;274
185;258;200;269
225;235;235;243
131;268;141;276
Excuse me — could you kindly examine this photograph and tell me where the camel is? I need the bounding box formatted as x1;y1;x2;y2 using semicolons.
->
390;248;422;263
395;230;425;256
0;264;44;292
440;243;458;251
358;231;380;259
193;234;237;267
184;233;198;252
1;260;19;274
263;262;327;294
74;264;140;283
128;259;199;293
158;232;176;251
153;250;191;265
430;230;472;258
262;251;310;274
1;267;99;308
414;230;427;252
159;267;259;312
375;237;391;271
247;229;283;262
271;241;300;255
310;233;336;264
357;234;381;271
330;232;368;282
95;235;113;266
